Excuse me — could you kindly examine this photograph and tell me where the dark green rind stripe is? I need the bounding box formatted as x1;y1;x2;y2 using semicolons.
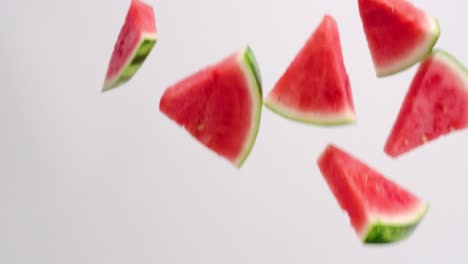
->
103;38;157;92
244;45;263;96
114;38;156;87
364;222;419;244
235;46;263;168
363;206;428;244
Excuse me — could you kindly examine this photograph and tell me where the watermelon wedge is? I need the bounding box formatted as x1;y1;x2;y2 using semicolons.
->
159;46;262;168
264;15;356;126
385;50;468;157
358;0;440;77
318;144;428;243
102;0;158;92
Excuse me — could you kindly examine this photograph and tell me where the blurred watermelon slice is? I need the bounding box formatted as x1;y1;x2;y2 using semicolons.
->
318;144;428;243
159;46;262;168
264;15;356;126
358;0;440;77
102;0;157;92
385;50;468;157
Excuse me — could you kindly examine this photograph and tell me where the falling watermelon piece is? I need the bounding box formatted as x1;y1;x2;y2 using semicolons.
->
317;144;428;243
264;15;356;126
159;46;262;168
102;0;158;92
358;0;440;77
385;50;468;157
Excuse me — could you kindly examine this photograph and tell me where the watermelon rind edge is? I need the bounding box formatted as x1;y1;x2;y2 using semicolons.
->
361;202;429;244
376;16;440;77
432;49;468;86
263;99;356;126
233;45;263;168
102;33;158;92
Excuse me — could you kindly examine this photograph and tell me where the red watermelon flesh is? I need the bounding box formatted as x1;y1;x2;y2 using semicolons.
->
264;15;356;125
385;50;468;157
358;0;439;77
103;0;157;91
318;144;428;243
159;46;262;168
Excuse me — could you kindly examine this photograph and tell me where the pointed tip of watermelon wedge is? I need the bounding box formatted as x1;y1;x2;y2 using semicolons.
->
361;203;429;244
375;16;440;77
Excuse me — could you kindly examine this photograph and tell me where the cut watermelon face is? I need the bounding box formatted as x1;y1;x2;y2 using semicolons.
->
385;50;468;157
102;0;158;92
264;15;356;126
318;144;428;243
159;46;262;168
358;0;440;77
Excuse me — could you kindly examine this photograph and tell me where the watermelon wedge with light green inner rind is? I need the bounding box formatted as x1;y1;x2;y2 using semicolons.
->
264;15;356;126
318;144;428;243
358;0;440;77
102;0;157;92
385;50;468;157
159;46;262;168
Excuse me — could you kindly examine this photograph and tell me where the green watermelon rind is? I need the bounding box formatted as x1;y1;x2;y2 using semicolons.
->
244;47;263;96
102;33;158;92
361;203;429;244
432;49;468;84
263;99;356;126
233;46;263;168
376;16;440;77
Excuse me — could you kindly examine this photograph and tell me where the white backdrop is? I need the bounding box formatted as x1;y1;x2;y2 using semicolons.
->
1;0;467;263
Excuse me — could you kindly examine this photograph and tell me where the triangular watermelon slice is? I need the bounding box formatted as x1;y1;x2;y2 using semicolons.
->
318;144;428;243
102;0;158;92
159;46;262;168
385;50;468;157
264;15;356;126
358;0;440;77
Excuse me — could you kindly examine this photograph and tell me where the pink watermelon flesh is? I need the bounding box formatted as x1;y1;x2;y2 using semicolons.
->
358;0;439;77
159;46;262;168
103;0;157;91
385;50;468;157
264;15;355;125
318;144;428;243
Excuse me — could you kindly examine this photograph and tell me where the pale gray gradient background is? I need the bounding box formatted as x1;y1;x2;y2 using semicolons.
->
1;0;467;263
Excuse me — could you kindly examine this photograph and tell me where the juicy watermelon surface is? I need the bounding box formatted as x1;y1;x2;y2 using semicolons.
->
318;144;428;243
385;50;468;157
358;0;439;76
103;0;157;91
264;15;355;125
160;46;262;167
